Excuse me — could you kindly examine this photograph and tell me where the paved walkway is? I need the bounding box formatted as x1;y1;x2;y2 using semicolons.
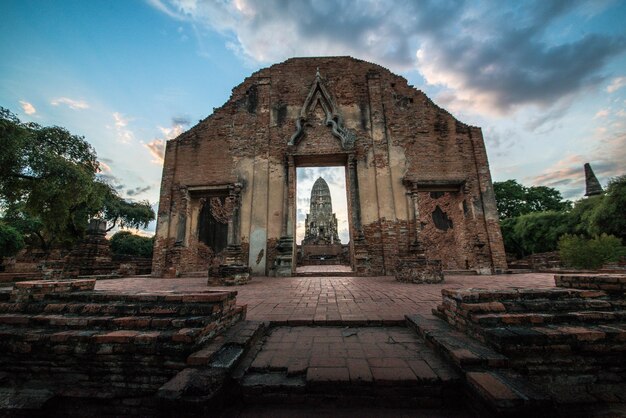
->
251;326;456;383
95;273;555;323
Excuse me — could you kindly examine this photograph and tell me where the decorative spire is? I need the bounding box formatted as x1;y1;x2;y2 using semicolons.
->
584;163;603;196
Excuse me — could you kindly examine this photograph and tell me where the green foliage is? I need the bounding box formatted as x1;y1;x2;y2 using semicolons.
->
0;223;25;259
493;179;571;219
0;108;155;251
110;231;154;258
98;183;154;231
587;175;626;241
558;234;626;269
501;211;571;258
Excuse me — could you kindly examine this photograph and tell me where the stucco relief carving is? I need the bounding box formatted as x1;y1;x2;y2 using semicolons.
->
289;69;355;150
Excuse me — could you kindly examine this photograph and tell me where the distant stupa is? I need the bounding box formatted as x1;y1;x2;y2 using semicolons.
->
584;163;603;196
303;177;341;245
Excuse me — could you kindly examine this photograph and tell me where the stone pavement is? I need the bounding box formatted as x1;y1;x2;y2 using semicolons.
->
250;326;456;384
95;273;555;323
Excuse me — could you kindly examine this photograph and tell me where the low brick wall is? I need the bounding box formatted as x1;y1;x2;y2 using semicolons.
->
0;279;246;411
555;274;626;293
432;285;626;401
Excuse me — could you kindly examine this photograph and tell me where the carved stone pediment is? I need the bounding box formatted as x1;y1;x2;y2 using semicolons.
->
288;69;355;150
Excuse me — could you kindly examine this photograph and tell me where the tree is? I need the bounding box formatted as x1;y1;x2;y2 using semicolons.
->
95;182;154;232
110;231;154;258
0;108;154;250
501;211;571;258
493;179;571;219
588;175;626;241
559;234;625;269
493;180;527;219
0;223;25;259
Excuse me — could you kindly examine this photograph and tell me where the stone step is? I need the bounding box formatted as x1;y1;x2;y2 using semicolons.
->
470;310;626;327
406;314;508;370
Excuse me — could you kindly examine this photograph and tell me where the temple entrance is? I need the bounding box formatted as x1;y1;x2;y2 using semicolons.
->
294;163;353;274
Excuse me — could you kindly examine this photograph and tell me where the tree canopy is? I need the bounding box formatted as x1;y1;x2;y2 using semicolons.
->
0;107;154;251
493;179;571;219
110;231;154;258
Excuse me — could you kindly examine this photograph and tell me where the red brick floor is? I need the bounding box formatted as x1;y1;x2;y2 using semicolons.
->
250;326;456;384
95;273;555;323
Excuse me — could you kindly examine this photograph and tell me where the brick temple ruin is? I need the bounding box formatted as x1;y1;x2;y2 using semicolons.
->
152;57;507;279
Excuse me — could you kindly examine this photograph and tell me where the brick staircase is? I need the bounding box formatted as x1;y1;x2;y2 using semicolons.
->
0;279;247;415
431;286;626;405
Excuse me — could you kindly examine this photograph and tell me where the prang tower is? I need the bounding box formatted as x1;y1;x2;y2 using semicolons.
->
303;177;340;245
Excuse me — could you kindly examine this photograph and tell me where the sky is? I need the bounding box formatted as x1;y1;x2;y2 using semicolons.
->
2;0;625;236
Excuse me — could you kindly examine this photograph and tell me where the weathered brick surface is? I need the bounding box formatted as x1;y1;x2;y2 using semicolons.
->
153;57;506;277
431;283;626;402
0;279;246;411
556;274;626;293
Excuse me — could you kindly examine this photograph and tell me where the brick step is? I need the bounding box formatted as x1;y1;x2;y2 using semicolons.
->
406;314;508;370
484;323;626;352
28;289;236;304
178;271;208;278
0;272;42;283
466;371;552;416
239;370;461;408
443;269;477;276
0;326;205;350
442;288;608;304
438;296;616;317
509;354;626;376
469;310;626;327
294;271;354;277
0;301;231;317
0;313;221;330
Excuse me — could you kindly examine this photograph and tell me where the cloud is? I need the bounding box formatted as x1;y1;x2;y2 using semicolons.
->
143;119;187;164
484;126;518;157
19;100;36;115
527;128;626;198
417;3;626;114
51;97;90;110
171;116;191;126
150;0;626;116
99;161;112;173
145;139;165;164
126;185;152;196
150;0;464;71
112;112;134;143
594;108;610;119
607;76;626;93
97;173;126;191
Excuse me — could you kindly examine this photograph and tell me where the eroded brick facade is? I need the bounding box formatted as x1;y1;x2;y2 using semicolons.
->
152;57;507;277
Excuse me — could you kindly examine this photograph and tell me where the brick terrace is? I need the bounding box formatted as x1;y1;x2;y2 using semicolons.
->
94;273;555;323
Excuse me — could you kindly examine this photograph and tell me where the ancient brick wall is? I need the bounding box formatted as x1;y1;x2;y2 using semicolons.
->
153;56;507;277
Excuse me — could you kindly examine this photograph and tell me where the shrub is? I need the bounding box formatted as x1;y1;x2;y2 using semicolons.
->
0;223;25;259
110;231;154;258
501;211;571;258
558;234;625;269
